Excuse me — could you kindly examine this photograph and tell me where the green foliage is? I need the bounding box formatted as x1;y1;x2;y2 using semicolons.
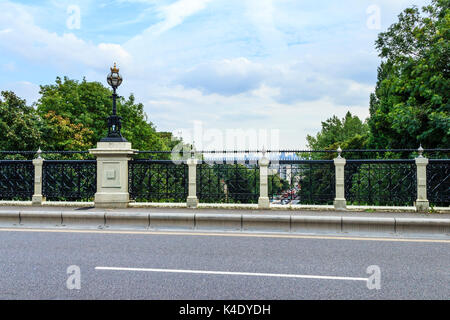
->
369;0;450;149
297;164;335;205
268;174;287;197
0;91;41;151
36;77;169;151
197;163;226;203
198;163;259;204
130;163;188;203
306;111;369;159
345;163;417;206
40;110;94;151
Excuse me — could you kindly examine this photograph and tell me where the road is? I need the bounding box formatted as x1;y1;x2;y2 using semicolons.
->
0;227;448;300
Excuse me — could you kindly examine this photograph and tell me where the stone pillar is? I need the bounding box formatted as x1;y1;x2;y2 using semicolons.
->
415;157;429;212
258;156;270;209
32;157;45;206
89;141;135;208
333;156;347;210
186;158;199;208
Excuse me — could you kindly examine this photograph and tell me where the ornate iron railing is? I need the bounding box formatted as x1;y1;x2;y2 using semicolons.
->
345;160;416;206
0;160;34;200
128;160;188;202
427;160;450;207
42;160;96;201
269;160;335;205
197;161;259;204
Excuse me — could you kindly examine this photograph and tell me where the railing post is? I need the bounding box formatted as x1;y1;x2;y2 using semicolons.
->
333;147;346;210
186;157;199;208
258;155;270;209
415;146;429;212
32;148;45;206
89;142;135;208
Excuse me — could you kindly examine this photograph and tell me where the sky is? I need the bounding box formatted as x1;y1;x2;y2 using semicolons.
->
0;0;430;150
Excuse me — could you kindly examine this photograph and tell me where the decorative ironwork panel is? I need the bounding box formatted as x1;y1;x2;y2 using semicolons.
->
43;160;96;201
427;160;450;207
345;160;416;206
0;160;34;200
197;161;259;204
269;160;335;205
129;160;188;202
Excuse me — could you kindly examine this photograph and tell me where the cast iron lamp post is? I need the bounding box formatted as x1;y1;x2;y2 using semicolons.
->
101;62;127;142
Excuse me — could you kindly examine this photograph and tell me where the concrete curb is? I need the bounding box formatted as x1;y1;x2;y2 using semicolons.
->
149;212;195;230
291;216;341;234
0;210;20;226
0;210;449;236
20;211;62;226
105;212;149;230
195;213;241;231
342;217;395;234
61;212;105;229
0;200;449;213
395;218;450;235
242;214;290;232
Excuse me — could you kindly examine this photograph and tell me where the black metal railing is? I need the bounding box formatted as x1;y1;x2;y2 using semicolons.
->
42;160;97;201
128;160;188;202
427;160;450;207
135;148;450;161
269;160;335;205
0;148;449;207
345;160;417;206
197;160;259;204
0;160;34;200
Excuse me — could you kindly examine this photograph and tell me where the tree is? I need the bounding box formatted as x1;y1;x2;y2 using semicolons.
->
306;111;369;159
368;0;450;149
39;111;94;151
36;77;169;151
0;91;41;152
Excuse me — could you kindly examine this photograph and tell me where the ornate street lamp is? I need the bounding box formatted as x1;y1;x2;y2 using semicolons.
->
101;62;127;142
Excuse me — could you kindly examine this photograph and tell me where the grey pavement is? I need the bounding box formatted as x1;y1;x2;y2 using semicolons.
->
0;227;448;299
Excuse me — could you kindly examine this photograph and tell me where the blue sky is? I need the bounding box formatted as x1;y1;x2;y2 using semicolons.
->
0;0;430;149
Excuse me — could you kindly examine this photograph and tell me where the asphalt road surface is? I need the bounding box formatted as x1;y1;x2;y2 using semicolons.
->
0;227;448;300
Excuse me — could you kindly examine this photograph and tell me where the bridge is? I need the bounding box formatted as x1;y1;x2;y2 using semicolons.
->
0;146;448;212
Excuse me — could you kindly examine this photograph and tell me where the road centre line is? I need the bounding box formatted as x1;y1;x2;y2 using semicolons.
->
0;227;449;243
95;266;368;282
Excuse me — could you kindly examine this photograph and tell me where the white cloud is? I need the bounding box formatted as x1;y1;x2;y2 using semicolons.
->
2;81;41;106
128;0;212;37
179;57;268;95
155;0;211;34
0;2;131;72
0;0;431;149
135;83;370;149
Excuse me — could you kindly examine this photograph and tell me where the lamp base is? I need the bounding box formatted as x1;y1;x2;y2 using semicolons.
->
100;135;128;142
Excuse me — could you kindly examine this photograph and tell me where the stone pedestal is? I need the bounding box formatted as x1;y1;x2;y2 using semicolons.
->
258;156;270;209
32;158;45;206
89;142;135;208
415;157;429;212
333;157;347;210
187;158;199;208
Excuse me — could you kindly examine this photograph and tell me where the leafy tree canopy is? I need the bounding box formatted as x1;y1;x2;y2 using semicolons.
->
368;0;450;149
36;77;171;151
306;111;369;158
0;91;41;151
